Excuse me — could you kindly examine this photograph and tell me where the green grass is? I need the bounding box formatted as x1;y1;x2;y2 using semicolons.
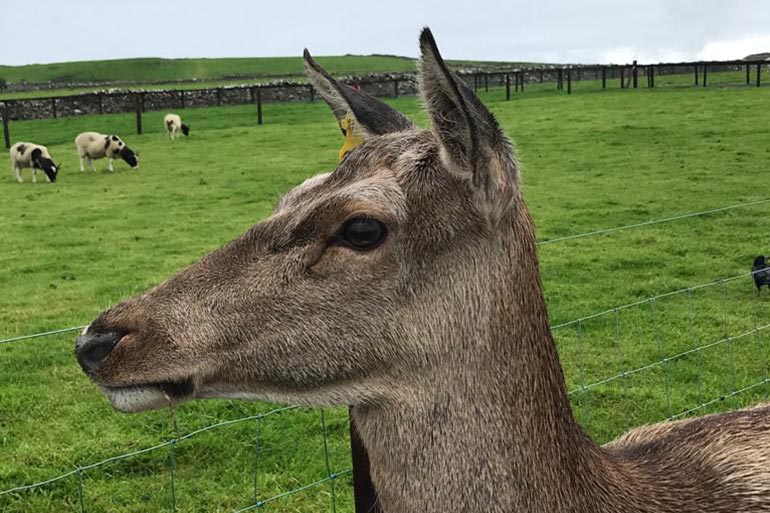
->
2;81;770;512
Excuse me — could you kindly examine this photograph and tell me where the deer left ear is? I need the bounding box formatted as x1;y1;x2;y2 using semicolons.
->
303;49;414;160
418;28;518;214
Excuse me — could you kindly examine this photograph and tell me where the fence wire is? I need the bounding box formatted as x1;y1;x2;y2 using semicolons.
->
3;197;770;510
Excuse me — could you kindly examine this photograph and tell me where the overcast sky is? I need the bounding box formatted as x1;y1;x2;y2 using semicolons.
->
2;1;770;66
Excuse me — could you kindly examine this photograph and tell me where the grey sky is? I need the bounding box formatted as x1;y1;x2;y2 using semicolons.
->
2;0;769;66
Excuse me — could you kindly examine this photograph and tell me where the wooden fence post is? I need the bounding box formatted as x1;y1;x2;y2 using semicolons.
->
757;63;762;87
505;73;510;100
703;64;708;87
350;413;379;513
180;90;185;109
557;69;562;90
694;64;699;86
134;94;143;135
2;102;10;150
567;68;572;94
620;67;625;88
632;60;638;88
601;67;606;89
746;64;751;85
520;71;524;92
256;87;263;125
515;72;519;92
650;65;655;88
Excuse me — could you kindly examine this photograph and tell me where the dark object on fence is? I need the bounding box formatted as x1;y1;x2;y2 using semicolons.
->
757;64;762;87
602;67;607;89
651;66;655;88
135;93;143;135
2;102;10;149
557;68;563;90
567;68;572;94
216;88;222;107
515;72;519;92
694;65;699;86
746;64;751;85
632;60;638;89
256;87;263;125
620;67;625;89
520;71;524;91
752;256;770;293
179;90;185;109
505;73;510;100
350;413;380;513
703;65;708;87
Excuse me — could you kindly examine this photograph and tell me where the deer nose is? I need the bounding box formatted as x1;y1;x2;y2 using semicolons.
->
75;330;122;374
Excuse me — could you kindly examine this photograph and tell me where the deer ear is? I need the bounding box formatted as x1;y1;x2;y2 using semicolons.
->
303;49;414;160
418;28;517;207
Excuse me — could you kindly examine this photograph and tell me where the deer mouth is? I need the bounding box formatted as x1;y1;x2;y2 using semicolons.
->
100;378;194;413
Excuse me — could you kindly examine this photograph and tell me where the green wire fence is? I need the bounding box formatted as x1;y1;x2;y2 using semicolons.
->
2;197;770;511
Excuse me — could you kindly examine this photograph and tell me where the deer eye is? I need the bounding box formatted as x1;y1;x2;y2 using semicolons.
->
336;217;388;251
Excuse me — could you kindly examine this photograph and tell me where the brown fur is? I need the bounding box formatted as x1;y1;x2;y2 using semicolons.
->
76;29;770;512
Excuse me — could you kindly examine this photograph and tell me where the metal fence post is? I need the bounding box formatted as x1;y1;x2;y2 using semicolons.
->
350;412;380;513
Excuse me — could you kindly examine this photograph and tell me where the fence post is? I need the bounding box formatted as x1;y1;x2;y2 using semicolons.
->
135;93;143;135
602;67;606;89
51;98;57;119
557;69;562;90
694;64;699;86
179;90;185;109
650;65;655;88
505;73;510;100
757;63;762;87
746;64;751;85
350;413;380;513
703;64;708;87
520;71;524;92
256;87;263;125
539;69;544;83
567;67;572;94
309;85;315;103
515;72;519;92
632;60;638;88
393;80;399;98
620;67;625;88
2;101;10;150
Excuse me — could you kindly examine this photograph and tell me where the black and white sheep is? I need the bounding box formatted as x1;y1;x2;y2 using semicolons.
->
75;132;139;172
9;142;61;183
164;114;190;140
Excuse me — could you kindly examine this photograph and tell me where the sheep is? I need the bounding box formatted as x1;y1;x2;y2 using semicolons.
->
164;114;190;140
9;142;61;183
75;132;139;172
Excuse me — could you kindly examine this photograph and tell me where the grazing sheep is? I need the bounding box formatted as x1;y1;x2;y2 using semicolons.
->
75;132;139;172
164;114;189;140
753;256;770;293
9;142;60;183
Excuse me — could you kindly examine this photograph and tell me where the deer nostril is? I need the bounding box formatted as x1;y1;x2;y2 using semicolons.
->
75;331;122;374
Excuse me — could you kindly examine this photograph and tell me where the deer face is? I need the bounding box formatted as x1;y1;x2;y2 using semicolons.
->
75;29;521;413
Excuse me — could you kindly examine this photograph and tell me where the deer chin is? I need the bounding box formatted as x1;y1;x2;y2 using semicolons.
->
101;379;194;413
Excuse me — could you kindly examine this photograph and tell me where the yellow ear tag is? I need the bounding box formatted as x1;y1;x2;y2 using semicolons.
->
338;114;364;161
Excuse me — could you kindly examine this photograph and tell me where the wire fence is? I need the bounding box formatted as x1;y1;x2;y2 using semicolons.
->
2;196;770;510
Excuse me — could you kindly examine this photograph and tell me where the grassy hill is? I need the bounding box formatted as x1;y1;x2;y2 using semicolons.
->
0;55;532;86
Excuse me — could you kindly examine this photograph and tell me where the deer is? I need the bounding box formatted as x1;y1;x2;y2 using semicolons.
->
75;29;770;513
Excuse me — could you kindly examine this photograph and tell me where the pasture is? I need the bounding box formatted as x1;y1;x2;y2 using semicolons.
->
2;82;770;512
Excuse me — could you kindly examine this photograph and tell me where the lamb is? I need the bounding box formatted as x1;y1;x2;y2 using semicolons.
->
163;114;190;140
9;142;61;183
75;132;139;172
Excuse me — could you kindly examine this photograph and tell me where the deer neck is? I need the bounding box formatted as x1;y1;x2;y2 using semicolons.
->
352;206;616;513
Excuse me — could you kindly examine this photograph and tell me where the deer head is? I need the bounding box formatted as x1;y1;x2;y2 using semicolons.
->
75;28;532;414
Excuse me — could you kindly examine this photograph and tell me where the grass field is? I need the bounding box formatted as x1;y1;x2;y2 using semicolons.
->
2;81;770;512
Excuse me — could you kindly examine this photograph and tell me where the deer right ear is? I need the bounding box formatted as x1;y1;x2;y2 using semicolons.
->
303;49;414;160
